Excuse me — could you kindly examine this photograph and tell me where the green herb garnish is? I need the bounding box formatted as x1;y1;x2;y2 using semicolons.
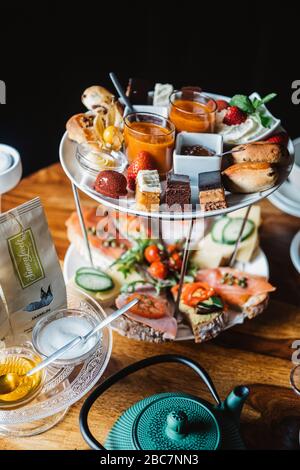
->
229;92;277;128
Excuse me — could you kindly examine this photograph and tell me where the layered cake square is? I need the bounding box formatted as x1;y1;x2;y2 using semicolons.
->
166;173;191;209
198;171;227;211
136;170;161;211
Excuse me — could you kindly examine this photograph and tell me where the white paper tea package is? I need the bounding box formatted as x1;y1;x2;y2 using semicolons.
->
0;292;11;345
0;197;67;341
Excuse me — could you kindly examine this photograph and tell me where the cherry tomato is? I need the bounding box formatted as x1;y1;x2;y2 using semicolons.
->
144;244;161;263
169;251;183;272
148;261;168;280
126;293;166;319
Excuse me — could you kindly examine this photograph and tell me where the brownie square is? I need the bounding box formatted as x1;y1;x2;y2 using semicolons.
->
166;173;191;209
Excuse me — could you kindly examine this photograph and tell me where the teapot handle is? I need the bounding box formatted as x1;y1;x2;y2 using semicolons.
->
79;354;221;450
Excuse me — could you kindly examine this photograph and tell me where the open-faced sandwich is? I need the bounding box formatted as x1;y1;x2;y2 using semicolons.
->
192;205;261;268
171;281;226;343
172;267;275;342
195;267;275;318
115;286;177;342
66;206;131;268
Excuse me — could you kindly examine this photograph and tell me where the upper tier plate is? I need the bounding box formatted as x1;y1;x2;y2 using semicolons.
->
59;93;294;220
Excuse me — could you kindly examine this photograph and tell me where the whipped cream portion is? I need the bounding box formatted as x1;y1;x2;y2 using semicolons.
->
216;110;266;144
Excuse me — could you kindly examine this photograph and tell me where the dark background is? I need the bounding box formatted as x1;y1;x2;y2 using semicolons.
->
1;2;299;177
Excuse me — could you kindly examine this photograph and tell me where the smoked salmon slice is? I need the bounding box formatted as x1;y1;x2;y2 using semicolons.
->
66;206;131;259
196;267;275;307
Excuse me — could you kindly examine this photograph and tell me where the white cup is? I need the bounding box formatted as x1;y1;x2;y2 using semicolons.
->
0;144;22;194
289;138;300;190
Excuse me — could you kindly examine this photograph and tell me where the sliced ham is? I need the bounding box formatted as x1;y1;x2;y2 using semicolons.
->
115;290;177;340
196;267;275;307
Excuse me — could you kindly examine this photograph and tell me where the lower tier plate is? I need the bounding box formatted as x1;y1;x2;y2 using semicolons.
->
63;243;269;342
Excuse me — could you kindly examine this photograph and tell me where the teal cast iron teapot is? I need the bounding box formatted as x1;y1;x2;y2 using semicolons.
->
79;354;249;450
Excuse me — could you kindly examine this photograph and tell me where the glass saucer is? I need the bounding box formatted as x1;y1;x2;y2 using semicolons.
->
0;285;112;437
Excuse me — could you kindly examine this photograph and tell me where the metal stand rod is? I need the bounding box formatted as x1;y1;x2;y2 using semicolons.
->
175;218;195;315
71;183;94;268
229;204;252;268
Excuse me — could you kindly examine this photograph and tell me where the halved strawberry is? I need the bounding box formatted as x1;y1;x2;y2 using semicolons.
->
127;151;156;190
216;99;229;112
265;132;289;146
223;106;247;126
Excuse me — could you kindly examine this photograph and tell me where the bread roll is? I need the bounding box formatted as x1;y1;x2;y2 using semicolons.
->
222;162;278;193
81;86;115;112
231;142;286;164
66;113;97;143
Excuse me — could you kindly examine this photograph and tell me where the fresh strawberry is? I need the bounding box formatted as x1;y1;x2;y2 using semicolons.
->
223;106;247;126
265;132;289;146
127;151;155;190
216;99;229;112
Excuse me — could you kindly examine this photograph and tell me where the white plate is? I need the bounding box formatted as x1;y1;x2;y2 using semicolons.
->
59;131;293;222
63;243;270;342
268;184;300;218
290;231;300;274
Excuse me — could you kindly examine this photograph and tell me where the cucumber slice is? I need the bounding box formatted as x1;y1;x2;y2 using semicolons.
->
75;272;114;292
211;217;230;243
222;218;255;245
76;267;108;277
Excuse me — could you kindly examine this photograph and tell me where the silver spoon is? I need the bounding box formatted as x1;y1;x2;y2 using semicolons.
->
109;72;135;114
0;298;138;395
216;146;246;158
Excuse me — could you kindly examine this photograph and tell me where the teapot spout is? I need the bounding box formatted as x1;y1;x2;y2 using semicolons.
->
223;385;249;426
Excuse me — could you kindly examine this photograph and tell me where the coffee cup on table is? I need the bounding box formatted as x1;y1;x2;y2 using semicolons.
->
0;144;22;195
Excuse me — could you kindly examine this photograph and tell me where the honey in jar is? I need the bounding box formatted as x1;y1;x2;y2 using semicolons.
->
0;354;42;406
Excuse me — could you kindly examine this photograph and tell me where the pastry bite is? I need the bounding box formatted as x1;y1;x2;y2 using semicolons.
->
66;113;97;144
222;162;278;193
135;170;161;211
165;173;191;209
198;171;227;212
230;142;287;165
67;85;124;148
81;85;115;112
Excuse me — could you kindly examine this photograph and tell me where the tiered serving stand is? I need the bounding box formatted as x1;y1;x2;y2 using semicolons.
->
0;92;294;438
59;92;294;339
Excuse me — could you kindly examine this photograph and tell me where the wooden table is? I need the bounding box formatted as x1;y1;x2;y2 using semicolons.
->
1;163;300;450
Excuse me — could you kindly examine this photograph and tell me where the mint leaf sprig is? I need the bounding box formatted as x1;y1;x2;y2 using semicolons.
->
229;93;277;128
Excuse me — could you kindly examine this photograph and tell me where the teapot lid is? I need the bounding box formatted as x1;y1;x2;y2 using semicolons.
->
106;392;221;450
